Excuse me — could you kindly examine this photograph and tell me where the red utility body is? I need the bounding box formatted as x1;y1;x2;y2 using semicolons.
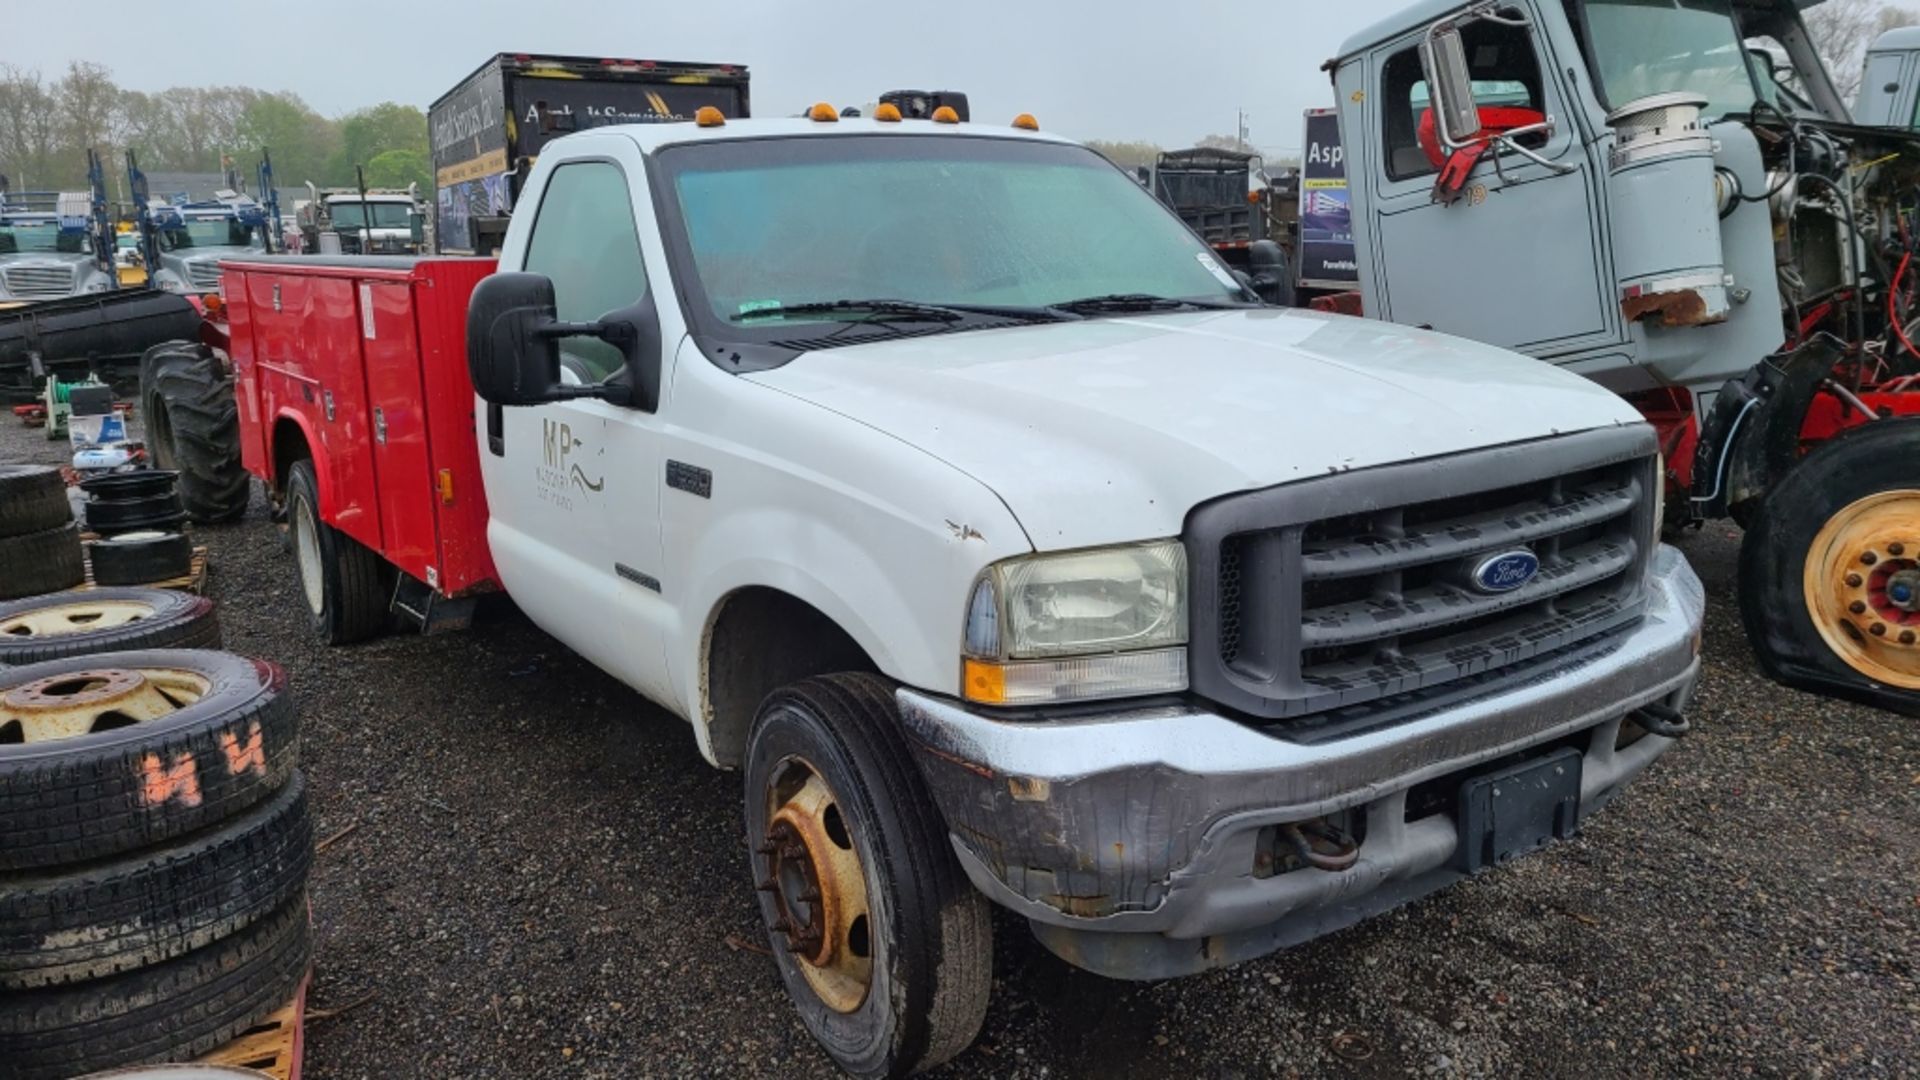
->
223;256;500;596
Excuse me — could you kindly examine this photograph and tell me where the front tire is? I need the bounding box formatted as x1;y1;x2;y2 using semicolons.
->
140;341;250;524
1739;417;1920;714
744;674;992;1078
285;460;388;644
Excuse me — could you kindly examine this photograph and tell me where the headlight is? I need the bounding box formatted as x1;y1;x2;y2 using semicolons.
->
156;277;181;293
961;540;1188;706
84;280;110;293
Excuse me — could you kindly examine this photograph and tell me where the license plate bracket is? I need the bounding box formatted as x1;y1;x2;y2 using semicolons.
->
1456;747;1583;873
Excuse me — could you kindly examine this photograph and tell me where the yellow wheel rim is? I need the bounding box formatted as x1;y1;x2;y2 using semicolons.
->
1803;489;1920;689
0;667;209;744
757;759;873;1013
0;599;155;640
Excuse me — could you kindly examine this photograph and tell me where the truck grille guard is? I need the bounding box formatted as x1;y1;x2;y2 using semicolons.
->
1186;425;1660;740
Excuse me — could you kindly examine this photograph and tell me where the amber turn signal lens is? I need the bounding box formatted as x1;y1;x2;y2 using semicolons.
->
932;106;961;124
962;659;1007;705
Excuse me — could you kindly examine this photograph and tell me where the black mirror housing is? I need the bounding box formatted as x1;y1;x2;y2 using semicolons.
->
467;272;566;406
1248;240;1296;307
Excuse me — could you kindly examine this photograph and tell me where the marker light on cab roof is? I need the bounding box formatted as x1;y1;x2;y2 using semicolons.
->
874;102;903;122
932;105;961;124
808;102;839;122
695;106;726;128
1012;113;1039;131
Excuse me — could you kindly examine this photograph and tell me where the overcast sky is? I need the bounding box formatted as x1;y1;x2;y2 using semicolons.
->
3;0;1414;154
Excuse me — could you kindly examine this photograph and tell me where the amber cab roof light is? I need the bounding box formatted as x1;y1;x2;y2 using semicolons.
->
694;106;726;128
808;102;839;122
931;105;960;124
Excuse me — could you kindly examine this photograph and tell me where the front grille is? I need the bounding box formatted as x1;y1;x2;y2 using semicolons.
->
1188;426;1658;729
1;266;76;298
186;261;222;290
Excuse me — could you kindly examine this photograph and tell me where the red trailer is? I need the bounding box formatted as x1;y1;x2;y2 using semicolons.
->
221;256;499;634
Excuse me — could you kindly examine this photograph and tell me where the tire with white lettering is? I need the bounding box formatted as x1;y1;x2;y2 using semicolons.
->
0;771;311;989
286;459;388;644
744;674;992;1078
0;588;221;666
0;649;297;872
0;891;310;1079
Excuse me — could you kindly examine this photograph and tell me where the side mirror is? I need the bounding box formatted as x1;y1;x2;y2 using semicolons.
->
1421;26;1482;147
468;272;567;406
1247;240;1296;307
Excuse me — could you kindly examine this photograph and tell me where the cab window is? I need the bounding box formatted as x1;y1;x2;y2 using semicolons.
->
1380;17;1547;180
523;161;649;383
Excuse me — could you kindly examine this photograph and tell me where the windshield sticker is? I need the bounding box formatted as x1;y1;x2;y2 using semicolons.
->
1196;252;1241;289
737;298;782;315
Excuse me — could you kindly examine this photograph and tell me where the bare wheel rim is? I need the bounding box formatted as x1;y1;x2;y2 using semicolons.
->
0;667;210;744
291;491;324;616
0;599;156;640
1803;489;1920;689
758;757;874;1013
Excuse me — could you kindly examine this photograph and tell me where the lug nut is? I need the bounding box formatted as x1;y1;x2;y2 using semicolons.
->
1892;542;1907;556
1846;573;1864;588
1862;551;1879;566
1850;600;1868;614
1871;622;1888;636
1902;630;1917;645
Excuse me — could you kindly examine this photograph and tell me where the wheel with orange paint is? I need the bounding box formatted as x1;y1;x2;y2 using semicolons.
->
744;674;993;1078
1740;417;1920;715
0;649;298;871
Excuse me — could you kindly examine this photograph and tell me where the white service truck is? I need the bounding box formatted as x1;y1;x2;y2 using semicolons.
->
228;104;1707;1076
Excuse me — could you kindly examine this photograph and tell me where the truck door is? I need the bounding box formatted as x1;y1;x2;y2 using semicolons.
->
479;143;672;701
1356;12;1617;358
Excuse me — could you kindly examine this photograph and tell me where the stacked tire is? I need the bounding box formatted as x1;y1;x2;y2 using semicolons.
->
0;466;85;601
80;471;196;587
0;592;311;1078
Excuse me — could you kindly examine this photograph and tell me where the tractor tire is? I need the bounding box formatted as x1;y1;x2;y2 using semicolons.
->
0;465;72;539
286;460;388;645
0;771;311;989
744;673;992;1078
140;341;250;524
1739;417;1920;715
88;530;194;586
0;586;220;667
0;649;297;872
0;892;310;1079
0;522;86;600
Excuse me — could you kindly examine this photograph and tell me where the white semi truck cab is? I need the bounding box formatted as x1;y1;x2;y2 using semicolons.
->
246;104;1705;1075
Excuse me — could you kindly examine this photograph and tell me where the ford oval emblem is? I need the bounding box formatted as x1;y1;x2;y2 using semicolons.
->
1471;549;1540;594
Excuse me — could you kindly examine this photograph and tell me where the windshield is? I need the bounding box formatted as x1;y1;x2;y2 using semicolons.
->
657;135;1245;332
0;223;68;254
1582;0;1758;118
330;202;412;229
161;219;260;251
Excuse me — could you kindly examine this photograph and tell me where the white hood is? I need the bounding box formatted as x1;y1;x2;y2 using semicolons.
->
747;308;1646;548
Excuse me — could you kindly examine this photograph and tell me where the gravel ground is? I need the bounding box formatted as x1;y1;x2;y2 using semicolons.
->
6;415;1916;1079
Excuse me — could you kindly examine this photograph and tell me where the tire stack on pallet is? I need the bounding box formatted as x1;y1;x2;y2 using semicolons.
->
0;466;86;601
0;471;313;1078
81;471;197;587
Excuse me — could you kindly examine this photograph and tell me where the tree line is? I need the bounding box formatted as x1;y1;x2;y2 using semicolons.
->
0;61;431;201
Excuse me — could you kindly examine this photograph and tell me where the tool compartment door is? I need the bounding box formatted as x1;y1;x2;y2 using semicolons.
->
245;271;382;551
358;279;438;583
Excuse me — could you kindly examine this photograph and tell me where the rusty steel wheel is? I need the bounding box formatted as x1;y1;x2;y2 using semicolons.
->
1801;490;1920;688
0;665;209;745
744;674;991;1078
1740;417;1920;715
758;760;875;1013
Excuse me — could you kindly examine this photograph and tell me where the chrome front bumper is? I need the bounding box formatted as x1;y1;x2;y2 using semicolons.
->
896;545;1706;980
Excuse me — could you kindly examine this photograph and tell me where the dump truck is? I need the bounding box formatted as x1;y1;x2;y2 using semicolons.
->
428;53;750;254
1328;0;1920;715
1149;147;1293;303
212;102;1702;1074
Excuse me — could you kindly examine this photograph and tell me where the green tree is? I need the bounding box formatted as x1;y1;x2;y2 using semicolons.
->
235;92;337;187
360;148;429;192
332;102;427;182
1084;139;1164;172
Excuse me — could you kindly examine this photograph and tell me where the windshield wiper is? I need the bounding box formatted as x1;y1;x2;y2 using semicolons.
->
730;298;1075;324
1049;293;1247;315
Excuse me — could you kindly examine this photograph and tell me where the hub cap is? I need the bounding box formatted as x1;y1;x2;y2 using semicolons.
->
1804;489;1920;688
0;667;208;744
0;599;154;640
757;760;873;1013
